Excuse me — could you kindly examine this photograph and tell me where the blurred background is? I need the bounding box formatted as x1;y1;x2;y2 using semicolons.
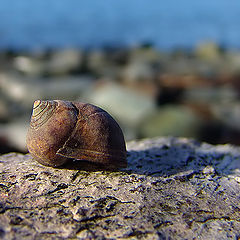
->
1;0;240;154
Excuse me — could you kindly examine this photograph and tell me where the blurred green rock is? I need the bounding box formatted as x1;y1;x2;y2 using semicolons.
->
139;105;202;139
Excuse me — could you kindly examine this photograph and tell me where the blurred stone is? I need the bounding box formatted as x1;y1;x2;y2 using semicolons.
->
128;46;162;63
211;102;240;131
225;51;240;74
162;54;224;77
87;50;107;74
164;57;196;75
0;89;27;120
182;86;238;104
87;50;123;79
123;61;156;82
13;56;46;76
47;49;83;75
0;73;34;104
0;119;28;153
0;96;10;122
0;73;94;108
120;125;138;142
158;74;212;89
122;46;161;83
38;76;94;101
195;42;222;61
139;105;202;139
82;81;156;137
124;80;159;100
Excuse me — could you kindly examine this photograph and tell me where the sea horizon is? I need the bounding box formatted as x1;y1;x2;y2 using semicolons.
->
0;0;240;51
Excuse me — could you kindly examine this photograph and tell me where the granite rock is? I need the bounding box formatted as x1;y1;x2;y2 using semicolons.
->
0;137;240;239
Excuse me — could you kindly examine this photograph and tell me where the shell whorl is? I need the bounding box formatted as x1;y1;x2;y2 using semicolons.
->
30;100;57;129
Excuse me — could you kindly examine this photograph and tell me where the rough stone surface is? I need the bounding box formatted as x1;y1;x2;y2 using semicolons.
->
0;137;240;239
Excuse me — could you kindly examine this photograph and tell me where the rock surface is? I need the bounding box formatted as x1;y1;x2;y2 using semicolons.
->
0;137;240;239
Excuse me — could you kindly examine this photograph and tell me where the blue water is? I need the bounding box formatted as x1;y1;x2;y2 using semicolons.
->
0;0;240;50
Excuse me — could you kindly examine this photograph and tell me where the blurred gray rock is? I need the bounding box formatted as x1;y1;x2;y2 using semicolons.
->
122;47;162;83
87;50;124;79
166;57;220;77
13;49;83;76
211;102;240;130
0;89;27;121
39;76;94;101
225;51;240;74
82;81;156;140
0;137;240;239
0;73;94;109
0;119;28;152
13;56;46;76
123;60;156;83
87;50;108;75
182;86;238;104
47;49;83;75
164;57;196;75
139;105;202;139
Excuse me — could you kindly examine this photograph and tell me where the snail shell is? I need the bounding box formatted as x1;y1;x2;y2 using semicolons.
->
26;100;127;169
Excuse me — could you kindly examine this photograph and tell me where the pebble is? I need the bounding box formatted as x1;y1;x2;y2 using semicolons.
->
82;81;156;127
139;105;202;139
0;73;94;108
47;49;83;75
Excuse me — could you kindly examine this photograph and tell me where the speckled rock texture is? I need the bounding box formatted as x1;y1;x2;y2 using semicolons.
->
0;137;240;240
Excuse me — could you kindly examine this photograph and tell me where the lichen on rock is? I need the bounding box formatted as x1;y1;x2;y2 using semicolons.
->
0;137;240;239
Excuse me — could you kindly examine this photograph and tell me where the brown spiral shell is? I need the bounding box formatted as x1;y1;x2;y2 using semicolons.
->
26;100;127;169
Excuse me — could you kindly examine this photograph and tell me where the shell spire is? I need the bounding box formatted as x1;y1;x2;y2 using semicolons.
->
30;100;57;129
